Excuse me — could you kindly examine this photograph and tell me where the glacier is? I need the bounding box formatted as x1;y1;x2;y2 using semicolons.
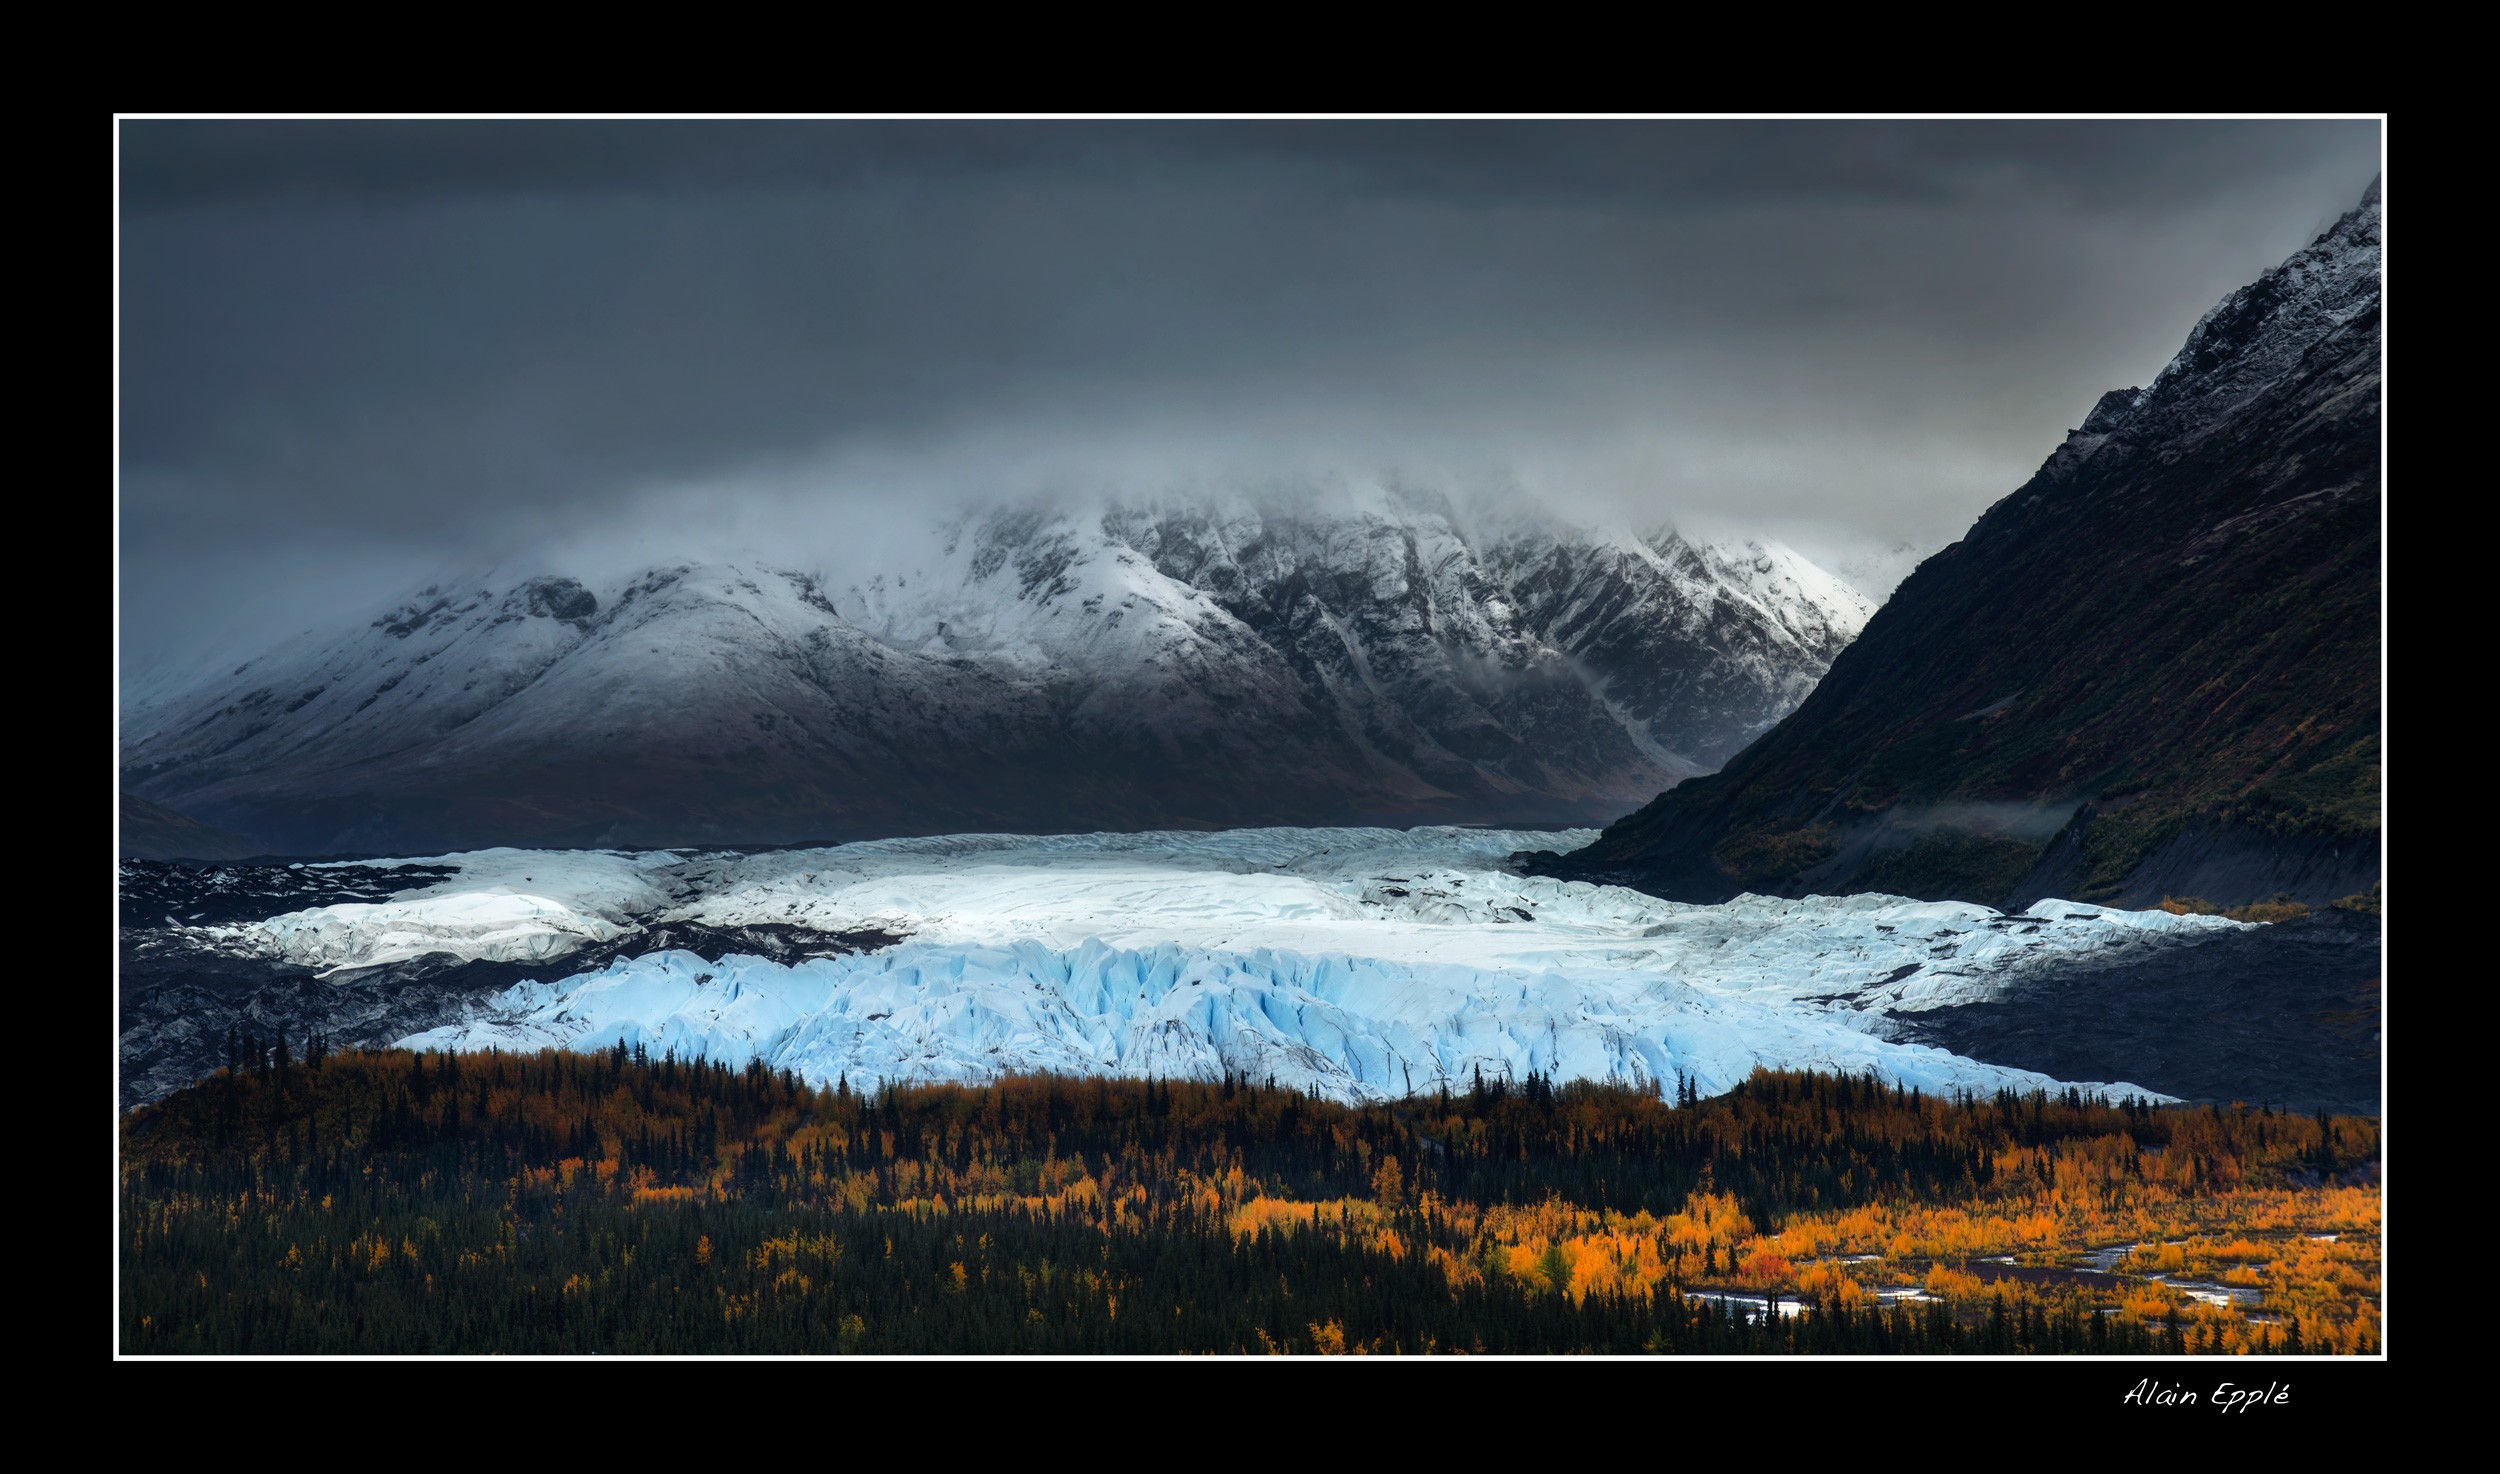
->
194;825;2242;1103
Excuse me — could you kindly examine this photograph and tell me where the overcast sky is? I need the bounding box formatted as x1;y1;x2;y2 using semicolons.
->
117;117;2382;671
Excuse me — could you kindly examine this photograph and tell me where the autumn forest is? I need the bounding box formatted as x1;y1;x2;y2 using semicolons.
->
118;1041;2382;1355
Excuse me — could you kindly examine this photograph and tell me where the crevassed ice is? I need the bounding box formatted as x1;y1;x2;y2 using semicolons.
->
222;826;2237;1102
402;937;2165;1104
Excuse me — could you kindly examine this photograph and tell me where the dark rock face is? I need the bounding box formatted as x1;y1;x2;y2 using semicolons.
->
122;497;1868;856
1543;180;2382;911
519;576;599;624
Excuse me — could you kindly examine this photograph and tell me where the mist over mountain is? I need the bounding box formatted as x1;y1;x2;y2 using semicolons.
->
118;121;2383;681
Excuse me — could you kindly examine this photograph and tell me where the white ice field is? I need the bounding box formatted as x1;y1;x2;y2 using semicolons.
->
208;826;2240;1103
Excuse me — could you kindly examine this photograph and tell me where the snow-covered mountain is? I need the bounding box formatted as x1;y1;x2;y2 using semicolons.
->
123;487;1873;854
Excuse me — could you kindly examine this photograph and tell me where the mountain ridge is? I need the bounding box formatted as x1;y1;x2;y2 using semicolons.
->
123;491;1872;855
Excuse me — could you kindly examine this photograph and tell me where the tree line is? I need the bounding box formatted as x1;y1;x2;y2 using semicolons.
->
120;1045;2378;1354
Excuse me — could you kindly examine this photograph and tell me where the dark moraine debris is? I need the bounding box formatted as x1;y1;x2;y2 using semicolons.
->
1895;909;2380;1114
117;859;908;1110
118;858;459;930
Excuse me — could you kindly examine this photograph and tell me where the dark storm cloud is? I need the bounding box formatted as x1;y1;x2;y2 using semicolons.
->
116;118;2367;211
117;118;2382;668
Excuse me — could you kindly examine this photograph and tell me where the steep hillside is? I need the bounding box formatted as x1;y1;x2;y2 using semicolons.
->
1542;181;2382;909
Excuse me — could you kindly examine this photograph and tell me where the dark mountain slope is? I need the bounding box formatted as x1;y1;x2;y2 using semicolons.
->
120;794;271;863
1541;180;2381;909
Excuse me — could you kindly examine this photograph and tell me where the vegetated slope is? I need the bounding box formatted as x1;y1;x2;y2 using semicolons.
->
121;488;1868;855
1542;180;2382;910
